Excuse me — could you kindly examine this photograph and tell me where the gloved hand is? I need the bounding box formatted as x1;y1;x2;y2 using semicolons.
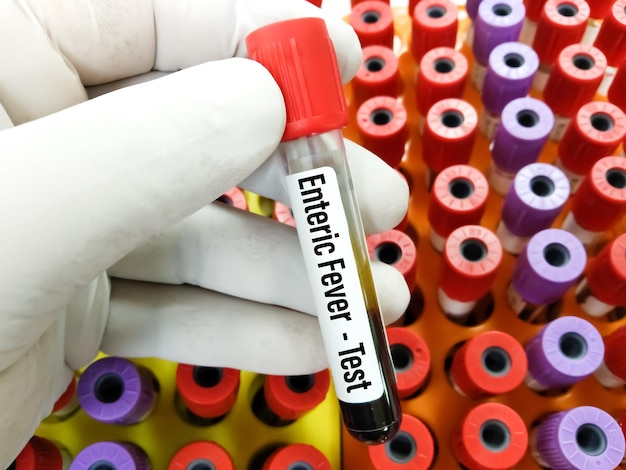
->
0;0;410;464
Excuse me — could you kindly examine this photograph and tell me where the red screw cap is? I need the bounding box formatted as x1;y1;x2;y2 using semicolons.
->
264;370;330;421
417;47;468;117
586;233;626;308
386;328;431;398
349;1;395;49
168;442;234;470
604;324;626;382
263;444;331;470
15;436;64;470
593;0;626;66
367;229;418;288
411;0;458;63
352;45;400;108
176;364;240;419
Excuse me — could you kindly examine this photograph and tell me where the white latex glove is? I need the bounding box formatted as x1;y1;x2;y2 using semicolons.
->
0;0;410;465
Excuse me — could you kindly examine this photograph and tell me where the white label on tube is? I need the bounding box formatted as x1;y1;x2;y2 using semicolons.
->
286;167;384;403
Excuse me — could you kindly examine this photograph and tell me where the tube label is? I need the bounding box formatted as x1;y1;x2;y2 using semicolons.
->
286;167;384;403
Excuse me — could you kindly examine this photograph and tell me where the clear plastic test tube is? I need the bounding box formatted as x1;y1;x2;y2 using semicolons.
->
246;18;401;443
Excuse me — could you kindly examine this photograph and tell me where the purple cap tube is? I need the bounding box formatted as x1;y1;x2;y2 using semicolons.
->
491;97;554;173
70;442;151;470
533;407;625;469
77;356;158;425
472;0;526;66
511;228;587;305
467;0;484;20
525;316;604;390
482;42;539;115
500;163;569;238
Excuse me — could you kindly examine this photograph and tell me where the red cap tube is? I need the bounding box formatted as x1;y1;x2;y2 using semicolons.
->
416;47;468;117
217;187;248;211
387;328;431;398
608;59;626;113
264;370;330;421
246;18;348;142
604;325;626;382
349;1;395;49
422;99;478;173
168;442;234;470
440;225;503;303
368;413;436;468
570;156;626;232
593;0;626;66
428;165;489;241
450;331;528;399
15;436;64;470
367;229;418;288
176;364;240;419
587;0;614;18
273;201;295;227
411;0;458;63
453;403;528;470
558;101;626;176
525;0;549;22
543;44;607;118
584;233;626;308
531;0;590;64
357;96;409;169
352;45;400;108
263;444;331;470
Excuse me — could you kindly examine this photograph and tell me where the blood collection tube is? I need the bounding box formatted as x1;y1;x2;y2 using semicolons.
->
453;403;528;470
524;316;604;392
594;325;626;388
216;186;248;210
562;156;626;245
70;442;150;470
77;356;158;426
576;233;626;318
175;364;240;425
352;45;400;109
530;407;626;469
410;0;458;64
608;59;626;114
422;99;478;188
428;165;489;252
273;201;295;227
349;1;395;49
489;97;554;195
416;47;468;130
261;444;331;470
45;375;79;423
582;0;615;44
357;96;409;169
508;228;587;323
449;331;527;399
556;101;626;192
479;41;539;140
14;436;71;470
519;0;548;44
531;0;590;92
168;442;234;470
593;0;626;95
465;0;483;46
386;328;431;399
470;0;526;92
247;18;401;443
496;163;570;254
439;225;503;322
543;44;607;142
367;229;417;288
368;413;436;469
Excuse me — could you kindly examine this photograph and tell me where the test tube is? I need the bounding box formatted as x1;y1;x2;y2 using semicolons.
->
479;41;539;140
508;229;587;323
216;187;248;210
496;163;570;254
594;0;626;95
428;165;489;252
168;442;234;470
556;101;626;192
260;444;331;470
77;356;158;426
471;0;526;92
44;375;79;423
530;407;626;469
14;436;71;470
356;96;409;169
175;364;240;425
411;0;458;64
70;442;150;470
367;229;418;289
576;233;626;318
349;1;395;49
449;331;528;399
595;325;626;388
562;156;626;245
524;316;604;392
352;45;400;109
542;44;607;142
453;403;528;470
247;17;401;443
489;97;554;195
368;413;436;469
519;0;547;44
387;328;431;399
438;225;503;323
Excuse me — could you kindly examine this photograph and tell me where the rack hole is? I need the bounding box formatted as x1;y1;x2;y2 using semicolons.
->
480;420;511;452
193;366;223;388
371;109;393;126
94;373;124;404
365;57;385;72
441;110;464;128
557;3;578;16
517;109;539;127
504;53;524;68
386;431;417;463
461;239;488;262
492;3;512;15
362;10;380;23
559;332;588;359
573;54;594;70
375;241;403;265
607;168;626;189
449;177;474;199
482;347;512;377
427;5;446;17
590;112;614;131
576;424;607;456
391;344;414;372
434;58;455;73
530;175;555;197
